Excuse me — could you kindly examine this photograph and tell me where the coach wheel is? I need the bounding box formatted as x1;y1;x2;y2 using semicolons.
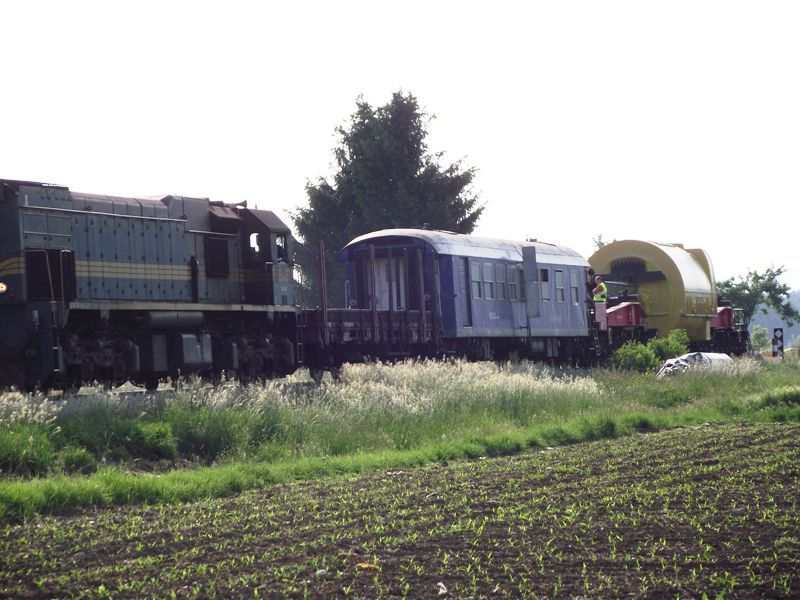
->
309;367;324;385
112;357;127;385
81;357;96;383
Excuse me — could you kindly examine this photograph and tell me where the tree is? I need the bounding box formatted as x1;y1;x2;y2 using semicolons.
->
293;92;483;307
749;324;770;351
717;266;800;327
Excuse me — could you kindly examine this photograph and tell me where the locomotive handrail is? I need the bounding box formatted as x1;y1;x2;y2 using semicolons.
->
20;205;187;223
186;229;239;237
22;231;72;238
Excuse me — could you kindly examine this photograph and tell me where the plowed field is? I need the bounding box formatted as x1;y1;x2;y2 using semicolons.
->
2;422;799;598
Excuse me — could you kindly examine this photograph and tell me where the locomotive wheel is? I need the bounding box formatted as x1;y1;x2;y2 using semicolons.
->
0;359;26;392
80;357;96;383
112;357;127;386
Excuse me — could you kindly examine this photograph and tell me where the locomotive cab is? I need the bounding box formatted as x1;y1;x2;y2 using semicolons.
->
238;208;294;306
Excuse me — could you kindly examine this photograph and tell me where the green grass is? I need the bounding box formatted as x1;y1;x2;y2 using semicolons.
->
0;357;798;521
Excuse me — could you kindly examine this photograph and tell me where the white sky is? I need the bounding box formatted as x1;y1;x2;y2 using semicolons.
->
2;1;798;289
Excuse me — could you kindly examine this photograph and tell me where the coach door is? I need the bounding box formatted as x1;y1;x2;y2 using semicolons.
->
368;254;407;310
458;257;472;327
522;246;540;330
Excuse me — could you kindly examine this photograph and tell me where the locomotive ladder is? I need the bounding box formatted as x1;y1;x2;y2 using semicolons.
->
296;315;305;366
591;326;602;358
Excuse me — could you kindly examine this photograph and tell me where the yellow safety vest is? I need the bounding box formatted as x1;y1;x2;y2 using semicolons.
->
593;282;607;302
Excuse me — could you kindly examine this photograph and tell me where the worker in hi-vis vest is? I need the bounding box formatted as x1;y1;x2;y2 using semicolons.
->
592;276;608;302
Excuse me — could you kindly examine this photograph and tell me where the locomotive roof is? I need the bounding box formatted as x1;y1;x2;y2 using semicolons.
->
7;180;291;233
341;229;589;266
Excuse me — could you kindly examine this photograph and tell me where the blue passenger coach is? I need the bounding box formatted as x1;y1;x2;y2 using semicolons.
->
338;229;592;361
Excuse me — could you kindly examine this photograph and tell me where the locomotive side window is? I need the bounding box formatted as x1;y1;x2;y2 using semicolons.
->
483;263;494;299
276;234;287;261
205;237;230;277
470;261;482;299
249;233;263;263
496;264;506;300
555;269;565;302
540;268;550;302
25;249;76;301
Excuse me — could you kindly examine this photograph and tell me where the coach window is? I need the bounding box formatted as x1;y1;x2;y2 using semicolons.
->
496;264;506;300
570;270;580;303
555;269;565;302
470;261;482;299
508;266;518;300
540;268;550;302
483;263;494;299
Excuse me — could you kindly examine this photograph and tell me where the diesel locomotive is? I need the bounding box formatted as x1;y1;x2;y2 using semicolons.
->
0;179;297;390
0;178;749;390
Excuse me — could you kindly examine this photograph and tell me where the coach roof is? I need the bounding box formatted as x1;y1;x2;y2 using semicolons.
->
340;229;589;266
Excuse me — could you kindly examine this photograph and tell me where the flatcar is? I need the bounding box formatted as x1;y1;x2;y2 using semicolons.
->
0;179;298;390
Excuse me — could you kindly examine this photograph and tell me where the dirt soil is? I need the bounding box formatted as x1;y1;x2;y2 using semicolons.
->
1;422;799;598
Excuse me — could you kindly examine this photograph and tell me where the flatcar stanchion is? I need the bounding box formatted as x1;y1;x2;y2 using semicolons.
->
773;328;784;358
369;244;378;344
317;240;329;346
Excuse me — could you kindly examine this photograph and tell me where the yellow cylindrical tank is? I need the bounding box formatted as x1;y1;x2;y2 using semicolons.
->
589;240;717;341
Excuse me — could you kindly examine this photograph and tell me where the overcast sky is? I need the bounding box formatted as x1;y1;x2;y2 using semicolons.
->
2;1;798;289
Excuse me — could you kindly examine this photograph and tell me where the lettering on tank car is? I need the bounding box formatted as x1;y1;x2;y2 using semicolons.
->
685;295;713;316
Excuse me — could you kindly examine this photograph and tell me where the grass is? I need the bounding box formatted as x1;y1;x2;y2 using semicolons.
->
0;356;798;521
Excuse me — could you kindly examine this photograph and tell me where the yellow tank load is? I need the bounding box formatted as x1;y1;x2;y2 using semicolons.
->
588;240;717;342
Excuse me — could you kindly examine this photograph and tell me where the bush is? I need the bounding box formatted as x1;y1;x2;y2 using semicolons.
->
576;415;617;441
754;385;800;409
619;413;657;431
0;425;54;477
57;404;141;461
611;341;660;372
643;388;692;409
647;329;690;361
58;405;179;462
165;405;248;462
57;446;98;474
138;422;178;460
